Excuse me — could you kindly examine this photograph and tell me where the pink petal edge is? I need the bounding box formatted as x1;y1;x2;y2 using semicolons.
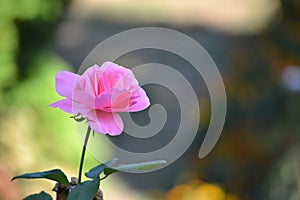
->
49;99;76;114
128;87;150;112
55;71;79;98
86;110;124;136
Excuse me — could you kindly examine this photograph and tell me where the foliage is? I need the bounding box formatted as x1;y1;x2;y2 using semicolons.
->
12;169;70;185
23;191;52;200
13;158;166;199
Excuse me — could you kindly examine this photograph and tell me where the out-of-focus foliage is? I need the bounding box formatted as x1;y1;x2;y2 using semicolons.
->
269;147;300;200
189;1;300;199
0;0;100;199
0;0;62;93
69;0;280;34
1;0;300;199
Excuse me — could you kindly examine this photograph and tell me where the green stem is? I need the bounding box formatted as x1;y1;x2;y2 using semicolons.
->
78;126;91;184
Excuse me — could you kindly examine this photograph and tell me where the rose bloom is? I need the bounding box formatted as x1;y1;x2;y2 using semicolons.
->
50;62;150;136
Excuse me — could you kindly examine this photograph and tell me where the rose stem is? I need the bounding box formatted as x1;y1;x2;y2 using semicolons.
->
78;125;91;184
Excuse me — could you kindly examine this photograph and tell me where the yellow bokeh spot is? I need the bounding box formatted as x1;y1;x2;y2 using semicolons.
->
165;180;239;200
193;183;226;200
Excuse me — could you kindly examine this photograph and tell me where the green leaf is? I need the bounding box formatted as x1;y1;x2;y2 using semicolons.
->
23;191;52;200
103;168;118;177
67;178;100;200
104;160;166;176
12;169;69;185
85;158;118;179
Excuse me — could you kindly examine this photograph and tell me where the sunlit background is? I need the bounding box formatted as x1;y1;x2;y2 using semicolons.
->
1;0;300;199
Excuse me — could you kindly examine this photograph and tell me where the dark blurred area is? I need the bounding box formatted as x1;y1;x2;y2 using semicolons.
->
1;0;300;199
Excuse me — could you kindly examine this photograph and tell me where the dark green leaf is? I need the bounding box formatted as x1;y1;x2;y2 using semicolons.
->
67;177;100;200
23;191;52;200
85;158;118;179
104;160;166;176
12;169;69;185
103;168;118;177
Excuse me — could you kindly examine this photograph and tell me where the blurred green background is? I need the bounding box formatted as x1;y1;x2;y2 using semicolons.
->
0;0;300;199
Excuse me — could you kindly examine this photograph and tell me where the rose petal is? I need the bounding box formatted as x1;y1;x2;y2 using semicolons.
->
101;61;138;89
78;65;102;96
55;71;79;98
112;90;133;111
81;64;102;78
94;93;113;111
72;90;95;109
50;99;91;115
95;88;132;112
128;87;150;112
87;110;124;136
49;99;76;114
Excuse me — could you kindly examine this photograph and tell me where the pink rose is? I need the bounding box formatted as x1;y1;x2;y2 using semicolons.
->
50;62;150;136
